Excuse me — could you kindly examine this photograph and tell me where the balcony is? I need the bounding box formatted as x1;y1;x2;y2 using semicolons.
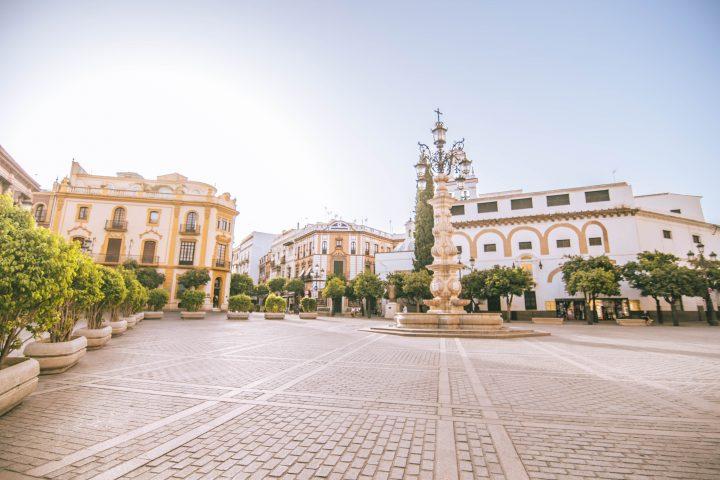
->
105;220;128;231
214;258;228;268
34;215;49;227
94;253;160;265
179;224;201;235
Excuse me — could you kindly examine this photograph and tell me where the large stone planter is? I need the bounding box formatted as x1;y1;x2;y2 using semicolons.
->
617;318;650;326
110;319;128;336
135;312;144;323
531;317;564;325
264;312;285;320
76;325;112;350
24;336;87;375
143;311;163;319
227;311;250;320
181;311;206;319
299;312;318;319
123;315;138;329
0;357;39;416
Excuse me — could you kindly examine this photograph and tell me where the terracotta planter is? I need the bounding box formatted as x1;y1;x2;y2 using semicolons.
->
110;319;128;336
227;311;250;320
76;325;112;350
264;312;285;320
143;311;164;319
123;315;138;329
181;311;206;319
24;336;87;375
0;357;39;416
299;312;318;319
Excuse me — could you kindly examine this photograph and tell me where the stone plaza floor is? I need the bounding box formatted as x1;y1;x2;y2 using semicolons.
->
1;313;719;480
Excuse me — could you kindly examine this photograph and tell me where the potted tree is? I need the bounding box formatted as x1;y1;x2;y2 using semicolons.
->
144;288;169;319
285;278;305;314
180;290;206;319
299;297;318;319
119;268;142;328
227;294;253;319
178;268;210;319
1;195;76;414
25;251;101;374
133;284;149;324
352;271;384;318
78;265;126;345
263;293;287;319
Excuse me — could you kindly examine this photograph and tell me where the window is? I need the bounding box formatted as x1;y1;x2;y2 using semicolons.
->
373;243;378;254
670;209;681;214
518;241;532;250
77;206;88;220
336;238;342;248
450;205;465;216
148;210;159;224
142;241;157;264
185;211;198;231
524;291;537;310
351;241;356;254
692;235;701;244
112;207;126;224
588;237;602;246
662;230;672;239
477;201;498;213
585;189;610;203
484;243;497;252
217;243;227;261
321;241;327;254
34;204;45;222
511;198;533;210
556;239;571;248
179;241;196;265
456;245;463;254
365;242;370;255
546;194;570;206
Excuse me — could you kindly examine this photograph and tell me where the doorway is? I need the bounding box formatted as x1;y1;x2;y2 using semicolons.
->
487;295;501;312
106;238;122;263
213;277;222;309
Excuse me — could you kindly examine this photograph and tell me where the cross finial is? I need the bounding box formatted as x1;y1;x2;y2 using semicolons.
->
434;108;442;123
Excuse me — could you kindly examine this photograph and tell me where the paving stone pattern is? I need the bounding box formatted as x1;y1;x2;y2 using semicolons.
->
1;314;719;479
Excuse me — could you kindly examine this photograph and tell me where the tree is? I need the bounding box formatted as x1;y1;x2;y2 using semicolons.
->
0;195;78;364
384;272;405;300
300;297;317;312
228;294;253;313
254;283;270;306
688;254;720;326
52;252;103;343
230;273;254;296
413;167;434;271
285;278;305;313
623;251;679;324
135;267;165;289
181;290;205;312
86;265;127;329
460;269;491;312
485;265;535;322
400;270;432;312
566;268;620;324
147;289;170;312
119;268;144;317
353;271;384;318
264;293;287;313
177;268;211;291
655;264;704;326
322;277;346;316
561;256;621;323
268;277;286;294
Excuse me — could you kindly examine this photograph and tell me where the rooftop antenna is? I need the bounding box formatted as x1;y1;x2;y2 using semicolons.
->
612;169;617;182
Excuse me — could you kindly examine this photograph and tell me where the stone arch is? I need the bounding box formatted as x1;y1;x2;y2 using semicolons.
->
452;231;476;258
581;220;610;253
473;228;510;257
507;226;546;254
547;266;562;284
543;223;588;254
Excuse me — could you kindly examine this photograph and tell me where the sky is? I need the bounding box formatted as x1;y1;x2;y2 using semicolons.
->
1;0;719;241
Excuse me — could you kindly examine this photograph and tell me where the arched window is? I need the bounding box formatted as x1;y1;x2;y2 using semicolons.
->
112;207;126;225
185;211;198;232
34;204;46;222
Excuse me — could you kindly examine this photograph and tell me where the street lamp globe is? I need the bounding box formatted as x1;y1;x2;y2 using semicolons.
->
432;121;447;144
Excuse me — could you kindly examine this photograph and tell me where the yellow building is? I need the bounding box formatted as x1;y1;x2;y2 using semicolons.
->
33;161;238;310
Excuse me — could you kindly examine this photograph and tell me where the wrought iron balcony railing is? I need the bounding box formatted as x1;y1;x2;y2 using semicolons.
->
105;220;128;231
179;224;201;235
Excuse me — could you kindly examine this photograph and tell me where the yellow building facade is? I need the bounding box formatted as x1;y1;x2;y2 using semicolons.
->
33;161;238;310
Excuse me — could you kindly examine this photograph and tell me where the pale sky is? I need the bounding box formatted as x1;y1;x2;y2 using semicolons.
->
1;0;719;241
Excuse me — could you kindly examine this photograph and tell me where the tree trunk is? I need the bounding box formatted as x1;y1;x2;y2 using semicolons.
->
505;295;512;323
591;295;599;323
705;293;718;326
669;299;679;326
584;294;593;325
654;297;663;324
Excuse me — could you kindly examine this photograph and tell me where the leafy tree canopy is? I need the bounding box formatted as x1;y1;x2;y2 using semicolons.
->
228;294;253;312
285;278;305;296
230;273;254;296
400;270;433;308
322;277;346;299
177;268;210;290
135;267;165;289
268;277;287;294
147;288;170;312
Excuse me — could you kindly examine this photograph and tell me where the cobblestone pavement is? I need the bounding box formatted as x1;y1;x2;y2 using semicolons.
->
1;313;719;480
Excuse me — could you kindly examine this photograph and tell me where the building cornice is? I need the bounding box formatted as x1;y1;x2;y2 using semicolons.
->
0;145;41;191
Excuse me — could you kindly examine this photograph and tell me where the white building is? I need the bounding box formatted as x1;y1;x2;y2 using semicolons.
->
375;219;415;280
231;231;277;283
449;181;719;320
33;161;238;310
